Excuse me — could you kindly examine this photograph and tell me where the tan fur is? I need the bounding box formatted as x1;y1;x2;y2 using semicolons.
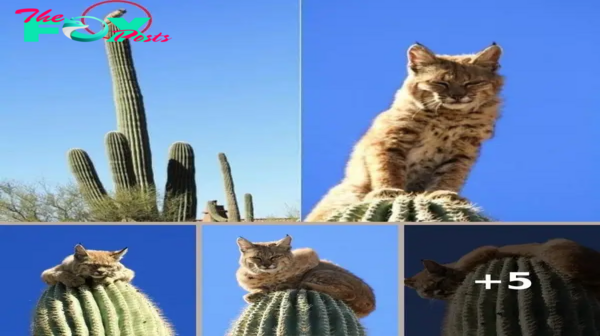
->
41;244;134;287
405;238;600;300
306;43;504;221
236;235;376;318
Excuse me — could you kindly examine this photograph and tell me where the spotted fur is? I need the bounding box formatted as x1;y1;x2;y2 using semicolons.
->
41;244;134;287
306;43;504;222
236;235;377;318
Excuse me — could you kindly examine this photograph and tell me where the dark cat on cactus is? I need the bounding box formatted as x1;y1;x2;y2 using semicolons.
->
236;234;376;318
405;238;600;300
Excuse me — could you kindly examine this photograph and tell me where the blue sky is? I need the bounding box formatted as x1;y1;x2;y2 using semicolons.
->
0;224;196;335
2;0;300;218
202;224;399;335
301;0;600;221
404;224;600;335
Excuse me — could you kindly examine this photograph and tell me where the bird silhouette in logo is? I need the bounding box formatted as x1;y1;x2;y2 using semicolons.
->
62;16;109;42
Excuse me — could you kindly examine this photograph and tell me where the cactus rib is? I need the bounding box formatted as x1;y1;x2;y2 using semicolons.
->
244;193;254;222
164;142;197;221
67;149;108;207
32;281;174;336
228;289;366;336
217;153;241;222
105;131;137;193
326;189;490;222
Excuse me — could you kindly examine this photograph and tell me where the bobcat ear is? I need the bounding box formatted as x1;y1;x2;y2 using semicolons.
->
276;234;292;249
422;259;447;275
471;42;502;72
404;278;417;289
237;237;254;252
407;42;438;71
74;244;89;260
112;247;128;260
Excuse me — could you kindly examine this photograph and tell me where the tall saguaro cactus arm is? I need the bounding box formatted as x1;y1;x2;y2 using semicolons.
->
105;14;155;193
244;193;254;222
229;290;366;336
67;149;108;207
164;142;197;221
218;153;241;222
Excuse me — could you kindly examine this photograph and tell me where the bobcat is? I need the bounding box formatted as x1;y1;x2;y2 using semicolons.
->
306;42;504;221
236;234;376;318
405;238;600;300
41;244;135;288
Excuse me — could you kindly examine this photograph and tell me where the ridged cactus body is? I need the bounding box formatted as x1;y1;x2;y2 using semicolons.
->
218;153;241;222
244;193;254;222
229;289;366;336
444;257;600;336
65;11;198;221
32;281;173;336
164;142;197;221
326;189;490;222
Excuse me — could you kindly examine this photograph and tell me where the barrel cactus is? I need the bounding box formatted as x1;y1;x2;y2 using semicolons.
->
326;189;490;222
228;289;366;336
443;257;600;336
32;281;173;336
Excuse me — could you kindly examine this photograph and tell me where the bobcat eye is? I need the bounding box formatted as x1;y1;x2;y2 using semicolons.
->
464;80;485;87
270;256;279;261
251;257;262;262
430;81;449;88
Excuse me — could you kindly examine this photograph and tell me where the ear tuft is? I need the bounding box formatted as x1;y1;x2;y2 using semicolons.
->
471;43;502;71
407;43;438;71
237;237;254;252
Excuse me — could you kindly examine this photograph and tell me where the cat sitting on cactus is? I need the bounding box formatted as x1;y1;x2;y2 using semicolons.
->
306;43;504;222
41;243;134;287
405;238;600;301
235;234;376;318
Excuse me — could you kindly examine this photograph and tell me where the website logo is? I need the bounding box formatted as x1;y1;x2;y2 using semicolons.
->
15;0;171;43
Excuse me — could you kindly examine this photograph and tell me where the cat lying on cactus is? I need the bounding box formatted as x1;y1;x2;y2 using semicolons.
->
41;243;135;287
235;234;377;318
405;238;600;300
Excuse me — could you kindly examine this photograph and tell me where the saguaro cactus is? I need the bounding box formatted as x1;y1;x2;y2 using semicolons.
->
218;153;241;221
443;257;600;336
228;289;366;336
32;281;173;336
326;189;490;222
205;154;255;222
66;10;197;221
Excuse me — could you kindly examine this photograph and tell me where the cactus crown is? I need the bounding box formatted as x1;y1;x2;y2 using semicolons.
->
443;257;600;336
326;189;490;222
32;281;173;336
229;290;366;336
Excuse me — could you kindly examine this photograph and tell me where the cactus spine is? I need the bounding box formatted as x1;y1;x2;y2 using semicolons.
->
443;257;600;336
228;290;366;336
326;189;490;222
32;281;173;336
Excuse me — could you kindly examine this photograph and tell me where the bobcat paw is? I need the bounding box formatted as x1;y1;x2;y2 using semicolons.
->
364;188;406;201
244;292;267;303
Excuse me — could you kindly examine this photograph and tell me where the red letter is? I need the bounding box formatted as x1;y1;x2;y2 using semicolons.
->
36;9;53;22
151;32;163;42
133;34;144;42
161;35;172;42
51;14;63;22
112;30;139;41
143;35;153;42
15;8;39;23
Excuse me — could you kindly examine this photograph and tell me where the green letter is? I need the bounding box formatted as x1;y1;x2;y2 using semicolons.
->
23;19;60;42
107;18;149;42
